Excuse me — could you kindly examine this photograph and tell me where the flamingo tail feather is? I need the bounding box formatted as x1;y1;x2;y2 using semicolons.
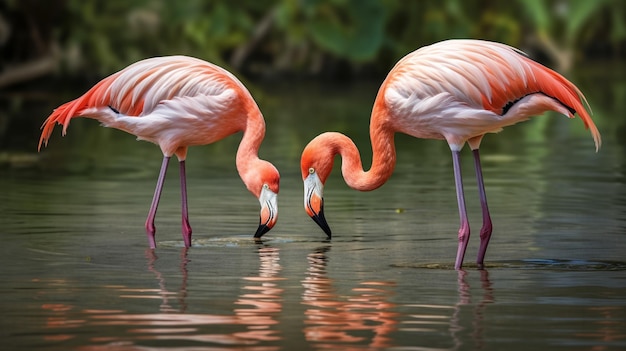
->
526;60;601;152
38;76;116;151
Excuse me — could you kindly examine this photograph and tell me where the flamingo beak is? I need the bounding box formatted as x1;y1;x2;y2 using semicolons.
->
304;173;332;238
254;186;277;238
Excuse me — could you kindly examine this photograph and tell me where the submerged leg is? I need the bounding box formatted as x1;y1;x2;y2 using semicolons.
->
451;150;470;270
179;160;192;247
472;149;493;268
146;156;170;248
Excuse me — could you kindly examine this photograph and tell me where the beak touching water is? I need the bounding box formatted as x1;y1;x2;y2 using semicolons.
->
254;186;278;238
304;172;332;238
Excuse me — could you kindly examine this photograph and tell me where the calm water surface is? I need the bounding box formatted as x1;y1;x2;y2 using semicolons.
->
1;75;625;350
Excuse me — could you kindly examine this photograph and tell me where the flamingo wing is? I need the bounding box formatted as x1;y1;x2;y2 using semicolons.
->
38;56;250;150
382;39;601;151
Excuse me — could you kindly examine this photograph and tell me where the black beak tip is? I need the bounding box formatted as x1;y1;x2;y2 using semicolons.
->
254;224;271;238
320;221;332;239
311;213;332;239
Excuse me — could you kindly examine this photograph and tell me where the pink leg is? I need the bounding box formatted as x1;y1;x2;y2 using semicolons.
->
472;149;493;268
452;150;470;270
179;160;192;247
146;156;170;248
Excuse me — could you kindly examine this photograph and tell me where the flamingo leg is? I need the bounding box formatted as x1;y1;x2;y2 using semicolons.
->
452;150;470;270
472;149;493;268
179;160;192;247
146;156;170;249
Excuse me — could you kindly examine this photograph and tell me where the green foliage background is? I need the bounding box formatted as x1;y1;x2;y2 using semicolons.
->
1;0;624;81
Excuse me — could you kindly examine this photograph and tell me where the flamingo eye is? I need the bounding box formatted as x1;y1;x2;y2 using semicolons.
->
308;167;315;174
263;184;269;190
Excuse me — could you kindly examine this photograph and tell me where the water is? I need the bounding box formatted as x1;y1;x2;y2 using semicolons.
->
1;76;625;350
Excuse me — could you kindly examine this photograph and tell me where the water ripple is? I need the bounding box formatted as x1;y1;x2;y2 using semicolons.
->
392;259;626;271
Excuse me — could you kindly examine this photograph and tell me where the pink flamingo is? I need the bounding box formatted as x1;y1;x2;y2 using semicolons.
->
300;39;601;269
39;56;280;248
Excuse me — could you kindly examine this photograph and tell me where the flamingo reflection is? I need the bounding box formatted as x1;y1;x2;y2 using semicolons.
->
575;306;626;350
400;268;493;350
301;246;398;349
232;245;285;342
450;269;494;350
144;247;189;313
39;245;285;349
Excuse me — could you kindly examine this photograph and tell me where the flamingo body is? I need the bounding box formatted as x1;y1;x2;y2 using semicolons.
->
301;39;601;269
383;40;599;150
39;56;280;248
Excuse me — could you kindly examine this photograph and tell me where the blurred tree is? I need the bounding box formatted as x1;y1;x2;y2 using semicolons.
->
0;0;63;88
262;0;388;76
517;0;624;71
0;0;624;85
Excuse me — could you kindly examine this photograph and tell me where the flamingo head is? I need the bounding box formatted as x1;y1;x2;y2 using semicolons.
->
249;161;280;238
300;138;335;239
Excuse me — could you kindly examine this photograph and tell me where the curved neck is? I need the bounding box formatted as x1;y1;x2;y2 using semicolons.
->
236;105;265;181
333;107;396;191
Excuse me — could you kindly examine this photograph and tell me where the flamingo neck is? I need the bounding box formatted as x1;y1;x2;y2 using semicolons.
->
331;109;396;191
235;107;265;188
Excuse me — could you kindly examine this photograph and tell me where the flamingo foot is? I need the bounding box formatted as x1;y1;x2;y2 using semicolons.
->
145;223;157;249
476;220;493;269
182;219;192;247
454;222;470;270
